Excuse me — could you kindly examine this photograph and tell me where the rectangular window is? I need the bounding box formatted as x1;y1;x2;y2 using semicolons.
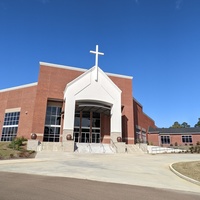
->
74;112;80;127
182;135;192;143
1;111;20;141
161;135;170;144
92;112;100;128
43;105;61;142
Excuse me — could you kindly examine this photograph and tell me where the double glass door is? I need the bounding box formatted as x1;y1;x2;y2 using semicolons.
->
74;111;100;143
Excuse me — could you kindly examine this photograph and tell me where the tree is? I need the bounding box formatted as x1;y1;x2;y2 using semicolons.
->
181;122;190;128
170;121;181;128
194;118;200;127
170;121;191;128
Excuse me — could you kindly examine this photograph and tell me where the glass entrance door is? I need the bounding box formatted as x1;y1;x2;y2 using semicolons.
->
73;111;101;143
91;129;100;143
81;128;90;143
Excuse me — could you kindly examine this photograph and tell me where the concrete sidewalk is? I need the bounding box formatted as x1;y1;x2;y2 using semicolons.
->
0;152;199;193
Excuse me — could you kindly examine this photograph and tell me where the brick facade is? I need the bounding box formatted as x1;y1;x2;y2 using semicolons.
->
0;62;155;145
1;62;199;147
0;84;37;139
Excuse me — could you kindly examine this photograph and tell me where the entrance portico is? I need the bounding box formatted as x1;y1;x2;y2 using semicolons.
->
62;51;122;151
63;67;122;142
74;101;111;144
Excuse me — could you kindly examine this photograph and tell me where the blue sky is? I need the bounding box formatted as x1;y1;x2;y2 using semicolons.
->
0;0;200;128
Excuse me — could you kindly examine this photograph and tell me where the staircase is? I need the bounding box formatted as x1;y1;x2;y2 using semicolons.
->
125;144;145;154
37;142;63;151
75;143;115;154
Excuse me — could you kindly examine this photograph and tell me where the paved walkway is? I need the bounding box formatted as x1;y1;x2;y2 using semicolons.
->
0;152;199;193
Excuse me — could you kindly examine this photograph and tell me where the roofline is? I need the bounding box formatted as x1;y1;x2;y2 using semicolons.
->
133;97;155;124
39;62;133;80
159;132;200;135
149;127;200;134
0;82;38;93
143;112;155;124
133;98;143;108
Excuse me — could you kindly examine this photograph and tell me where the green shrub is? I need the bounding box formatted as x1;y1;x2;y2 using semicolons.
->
189;146;194;153
8;137;27;151
190;144;200;154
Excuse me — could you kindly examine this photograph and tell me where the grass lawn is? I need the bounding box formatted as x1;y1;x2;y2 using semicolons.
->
172;161;200;182
0;141;36;159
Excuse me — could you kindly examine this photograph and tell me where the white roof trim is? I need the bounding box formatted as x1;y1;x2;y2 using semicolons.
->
40;62;86;72
105;72;132;79
0;82;38;93
65;66;122;93
40;61;133;79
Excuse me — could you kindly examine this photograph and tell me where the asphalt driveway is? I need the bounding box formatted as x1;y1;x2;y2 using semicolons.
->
0;152;199;193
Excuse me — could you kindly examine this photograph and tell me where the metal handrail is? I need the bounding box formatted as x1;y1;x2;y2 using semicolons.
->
100;141;106;153
110;139;118;153
86;139;92;153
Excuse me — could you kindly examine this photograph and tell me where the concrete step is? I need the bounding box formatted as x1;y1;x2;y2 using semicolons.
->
147;146;185;154
38;142;64;151
126;145;144;154
75;143;115;154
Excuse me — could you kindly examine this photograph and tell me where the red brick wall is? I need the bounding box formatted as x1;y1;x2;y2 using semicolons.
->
0;85;37;139
101;114;110;143
32;65;135;143
148;134;200;147
192;135;200;145
166;134;200;146
133;99;156;131
110;76;134;144
148;133;160;146
31;65;83;139
133;99;156;143
0;64;137;144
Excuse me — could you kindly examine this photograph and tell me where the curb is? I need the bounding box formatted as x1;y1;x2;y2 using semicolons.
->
169;163;200;186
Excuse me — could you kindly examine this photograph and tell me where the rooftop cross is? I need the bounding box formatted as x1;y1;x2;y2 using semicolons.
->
90;45;104;81
90;45;104;67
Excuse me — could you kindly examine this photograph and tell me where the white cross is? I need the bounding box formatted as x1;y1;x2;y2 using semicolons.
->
90;45;104;81
90;45;104;67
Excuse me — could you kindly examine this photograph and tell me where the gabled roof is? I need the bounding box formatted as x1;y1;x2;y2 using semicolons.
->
148;127;200;135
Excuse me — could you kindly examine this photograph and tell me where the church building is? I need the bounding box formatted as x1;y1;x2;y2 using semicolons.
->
0;46;156;152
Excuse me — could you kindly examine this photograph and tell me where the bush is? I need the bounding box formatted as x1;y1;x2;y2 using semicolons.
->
8;137;27;151
189;146;194;153
189;144;200;154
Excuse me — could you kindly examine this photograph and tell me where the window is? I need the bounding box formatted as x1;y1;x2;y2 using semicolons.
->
43;106;61;142
182;135;192;143
161;135;170;144
1;112;20;141
92;112;100;128
81;112;90;127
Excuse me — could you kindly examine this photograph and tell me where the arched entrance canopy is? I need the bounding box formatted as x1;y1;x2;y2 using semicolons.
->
76;101;111;116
